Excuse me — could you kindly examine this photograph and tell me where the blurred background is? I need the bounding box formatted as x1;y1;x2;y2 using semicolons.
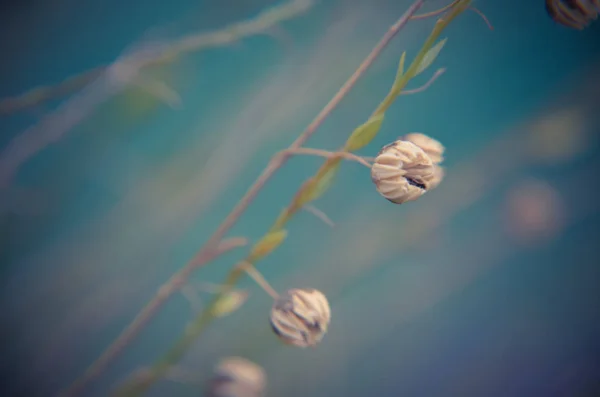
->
1;0;599;396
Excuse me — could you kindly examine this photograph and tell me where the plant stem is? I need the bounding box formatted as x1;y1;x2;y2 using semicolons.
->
58;237;246;397
0;0;314;116
401;68;446;96
373;0;471;118
63;1;430;396
240;262;280;300
113;1;484;396
282;147;373;168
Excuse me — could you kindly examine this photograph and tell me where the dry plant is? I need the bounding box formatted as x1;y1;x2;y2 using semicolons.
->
0;0;314;116
0;0;316;189
19;0;494;396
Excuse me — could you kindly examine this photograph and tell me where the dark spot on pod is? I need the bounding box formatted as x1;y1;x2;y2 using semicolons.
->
270;319;283;337
406;177;426;190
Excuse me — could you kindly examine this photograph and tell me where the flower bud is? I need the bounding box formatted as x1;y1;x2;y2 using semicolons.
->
208;357;266;397
401;132;445;164
270;288;331;348
371;140;436;204
429;165;445;190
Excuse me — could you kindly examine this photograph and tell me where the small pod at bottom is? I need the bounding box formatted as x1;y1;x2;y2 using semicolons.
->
270;288;331;348
208;357;266;397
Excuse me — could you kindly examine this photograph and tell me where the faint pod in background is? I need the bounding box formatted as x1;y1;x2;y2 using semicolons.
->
371;140;436;204
208;357;266;397
527;107;589;164
545;0;599;30
270;288;331;348
504;179;565;246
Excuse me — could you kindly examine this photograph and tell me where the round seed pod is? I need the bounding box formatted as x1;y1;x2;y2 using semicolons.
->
270;288;331;348
371;140;436;204
545;0;599;30
208;357;266;397
401;133;445;164
429;165;445;190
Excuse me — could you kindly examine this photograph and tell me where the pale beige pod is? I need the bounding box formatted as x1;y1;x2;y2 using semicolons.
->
371;140;436;204
429;165;445;190
208;357;266;397
270;288;331;348
401;132;445;164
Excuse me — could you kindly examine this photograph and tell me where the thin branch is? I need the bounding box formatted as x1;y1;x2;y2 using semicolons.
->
239;261;280;299
469;6;494;30
58;236;246;397
281;147;373;168
411;0;493;31
114;1;479;394
401;68;446;95
304;204;335;227
0;0;314;116
0;67;106;116
188;236;248;267
410;0;460;20
62;1;430;395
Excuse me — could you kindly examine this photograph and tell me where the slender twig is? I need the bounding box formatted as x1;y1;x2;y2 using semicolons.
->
411;0;493;31
0;0;314;115
410;0;460;19
114;1;477;394
401;68;446;95
239;261;280;299
59;237;246;397
281;147;373;168
62;1;431;396
304;204;335;227
469;6;494;30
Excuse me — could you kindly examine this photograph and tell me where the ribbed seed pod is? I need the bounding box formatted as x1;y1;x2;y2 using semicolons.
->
401;133;445;164
270;288;331;348
429;165;445;190
208;357;266;397
371;140;436;204
545;0;599;30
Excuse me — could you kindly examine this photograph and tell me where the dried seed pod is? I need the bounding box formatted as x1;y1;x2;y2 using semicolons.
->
371;140;436;204
270;288;331;348
429;165;445;190
401;132;445;164
545;0;599;30
208;357;266;397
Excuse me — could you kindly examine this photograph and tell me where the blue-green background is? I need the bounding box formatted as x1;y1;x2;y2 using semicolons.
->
1;0;600;396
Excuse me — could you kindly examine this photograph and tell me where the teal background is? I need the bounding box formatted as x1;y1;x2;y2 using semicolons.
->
1;0;600;396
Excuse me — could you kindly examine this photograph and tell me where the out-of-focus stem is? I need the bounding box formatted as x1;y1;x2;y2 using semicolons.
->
0;0;314;116
59;237;247;397
113;1;466;395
